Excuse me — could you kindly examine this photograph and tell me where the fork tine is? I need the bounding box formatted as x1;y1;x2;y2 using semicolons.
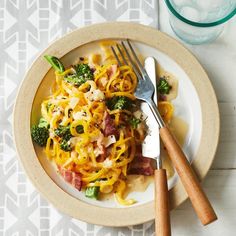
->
111;46;122;67
116;44;128;65
120;41;143;81
126;39;149;78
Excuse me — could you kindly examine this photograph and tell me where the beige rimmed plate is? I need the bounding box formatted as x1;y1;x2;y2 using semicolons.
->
14;22;219;226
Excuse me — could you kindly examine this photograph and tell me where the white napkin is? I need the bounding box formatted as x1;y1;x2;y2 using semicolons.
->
1;0;159;235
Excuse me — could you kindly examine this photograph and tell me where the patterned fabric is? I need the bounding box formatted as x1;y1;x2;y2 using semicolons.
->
0;0;159;235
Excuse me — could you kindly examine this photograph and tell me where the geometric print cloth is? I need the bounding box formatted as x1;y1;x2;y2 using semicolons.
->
0;0;159;235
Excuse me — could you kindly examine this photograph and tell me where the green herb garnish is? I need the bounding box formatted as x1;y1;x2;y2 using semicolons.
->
129;117;141;129
106;96;133;110
60;139;72;152
157;77;172;94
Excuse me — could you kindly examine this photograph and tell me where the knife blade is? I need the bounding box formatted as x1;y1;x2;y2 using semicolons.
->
141;57;160;161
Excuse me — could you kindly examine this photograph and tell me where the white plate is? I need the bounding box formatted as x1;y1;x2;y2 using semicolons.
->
14;23;219;226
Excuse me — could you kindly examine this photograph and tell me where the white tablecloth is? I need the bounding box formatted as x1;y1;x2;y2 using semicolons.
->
1;0;236;235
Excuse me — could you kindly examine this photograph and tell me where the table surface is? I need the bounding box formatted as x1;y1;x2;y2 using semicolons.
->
1;0;236;235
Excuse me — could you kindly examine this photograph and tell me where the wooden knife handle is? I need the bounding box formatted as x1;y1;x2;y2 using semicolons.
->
160;126;217;225
155;169;171;236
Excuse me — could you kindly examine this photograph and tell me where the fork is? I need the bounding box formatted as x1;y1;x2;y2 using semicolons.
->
111;40;217;226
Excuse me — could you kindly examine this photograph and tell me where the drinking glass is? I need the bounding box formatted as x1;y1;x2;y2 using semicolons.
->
164;0;236;44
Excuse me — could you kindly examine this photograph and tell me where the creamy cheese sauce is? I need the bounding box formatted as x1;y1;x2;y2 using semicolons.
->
124;175;154;198
169;116;188;147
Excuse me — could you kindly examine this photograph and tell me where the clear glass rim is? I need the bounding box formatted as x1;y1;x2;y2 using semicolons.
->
164;0;236;27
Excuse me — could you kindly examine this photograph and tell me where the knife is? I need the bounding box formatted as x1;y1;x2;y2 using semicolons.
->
142;57;171;236
141;58;160;159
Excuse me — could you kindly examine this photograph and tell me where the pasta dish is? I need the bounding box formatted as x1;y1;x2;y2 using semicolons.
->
31;41;174;205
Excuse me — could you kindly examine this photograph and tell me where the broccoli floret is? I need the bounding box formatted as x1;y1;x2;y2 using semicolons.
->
38;117;49;129
60;139;72;152
54;125;72;152
55;125;73;152
129;117;141;129
106;96;133;110
31;125;49;147
64;64;93;87
44;55;65;73
157;77;172;95
64;74;83;86
85;186;99;199
54;125;72;141
74;64;93;79
31;117;49;146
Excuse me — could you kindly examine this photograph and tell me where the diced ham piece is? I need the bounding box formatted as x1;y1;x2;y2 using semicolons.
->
94;133;107;162
159;94;167;101
107;64;117;79
97;145;107;162
128;146;155;176
103;111;118;137
58;166;82;191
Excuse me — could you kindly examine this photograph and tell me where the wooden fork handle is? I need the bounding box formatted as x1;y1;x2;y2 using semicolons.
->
160;126;217;225
155;169;171;236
